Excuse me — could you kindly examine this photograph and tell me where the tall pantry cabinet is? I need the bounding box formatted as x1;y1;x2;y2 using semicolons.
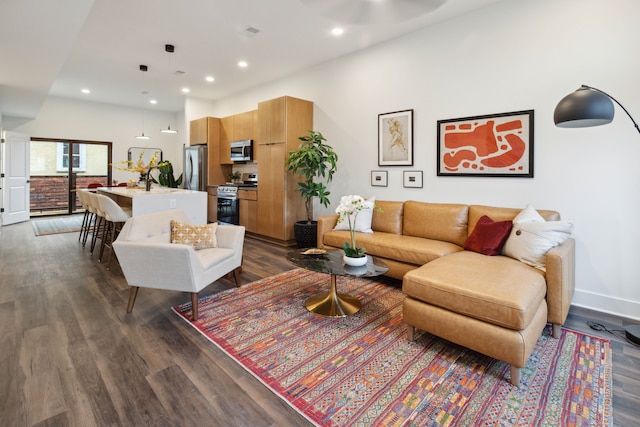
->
256;96;313;244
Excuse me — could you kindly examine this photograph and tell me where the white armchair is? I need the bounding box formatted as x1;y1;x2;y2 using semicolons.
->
113;209;245;320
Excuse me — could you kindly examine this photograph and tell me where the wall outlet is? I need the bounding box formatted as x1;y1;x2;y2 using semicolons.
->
170;199;176;208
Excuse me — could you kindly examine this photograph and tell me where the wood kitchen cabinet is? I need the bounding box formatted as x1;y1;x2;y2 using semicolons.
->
238;189;257;233
219;116;234;165
190;117;209;146
256;96;313;244
220;110;257;164
189;117;230;185
207;186;218;223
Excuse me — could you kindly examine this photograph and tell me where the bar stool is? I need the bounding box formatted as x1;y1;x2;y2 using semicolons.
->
95;194;131;270
77;189;92;244
84;191;106;255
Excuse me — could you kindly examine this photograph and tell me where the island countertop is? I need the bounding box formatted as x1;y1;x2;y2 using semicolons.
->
97;187;207;224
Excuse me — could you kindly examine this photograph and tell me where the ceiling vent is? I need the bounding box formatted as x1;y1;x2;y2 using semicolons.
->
242;26;260;38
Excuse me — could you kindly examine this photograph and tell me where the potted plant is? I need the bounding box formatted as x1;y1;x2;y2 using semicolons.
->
228;171;241;184
153;160;183;188
285;130;338;248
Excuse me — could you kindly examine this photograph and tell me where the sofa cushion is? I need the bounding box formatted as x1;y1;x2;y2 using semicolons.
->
371;200;404;235
403;251;546;330
403;201;469;247
464;215;512;256
322;230;463;266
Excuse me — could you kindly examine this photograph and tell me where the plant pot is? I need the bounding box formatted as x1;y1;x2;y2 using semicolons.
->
343;254;367;266
294;221;317;248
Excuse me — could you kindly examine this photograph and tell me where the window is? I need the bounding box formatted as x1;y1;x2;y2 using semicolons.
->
57;143;86;171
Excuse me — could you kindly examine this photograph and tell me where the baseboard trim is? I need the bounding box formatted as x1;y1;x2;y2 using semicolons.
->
572;289;640;322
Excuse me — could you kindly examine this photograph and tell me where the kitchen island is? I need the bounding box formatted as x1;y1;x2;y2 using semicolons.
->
97;187;207;224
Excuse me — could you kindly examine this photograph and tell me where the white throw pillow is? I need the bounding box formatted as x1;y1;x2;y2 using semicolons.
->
333;197;375;234
502;205;574;270
513;203;545;223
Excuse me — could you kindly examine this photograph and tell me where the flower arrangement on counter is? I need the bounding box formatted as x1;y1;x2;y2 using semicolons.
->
112;151;157;179
111;150;158;190
335;195;379;258
111;150;182;190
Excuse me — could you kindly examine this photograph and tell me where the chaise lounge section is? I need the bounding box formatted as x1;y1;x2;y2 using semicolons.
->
317;200;575;385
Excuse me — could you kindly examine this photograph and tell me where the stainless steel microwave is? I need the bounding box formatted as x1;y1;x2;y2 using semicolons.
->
230;140;253;162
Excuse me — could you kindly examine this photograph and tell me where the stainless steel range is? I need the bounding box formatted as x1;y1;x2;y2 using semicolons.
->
216;173;258;225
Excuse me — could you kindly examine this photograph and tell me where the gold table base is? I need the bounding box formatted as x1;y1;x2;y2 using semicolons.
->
305;274;361;317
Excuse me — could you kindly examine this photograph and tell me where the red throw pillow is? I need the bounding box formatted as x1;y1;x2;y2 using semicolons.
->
464;215;513;256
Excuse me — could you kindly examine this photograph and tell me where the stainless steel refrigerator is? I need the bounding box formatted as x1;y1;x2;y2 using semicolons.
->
183;145;208;191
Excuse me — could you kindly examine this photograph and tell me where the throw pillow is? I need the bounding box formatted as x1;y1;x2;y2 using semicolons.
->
333;196;375;233
464;215;513;256
170;220;218;249
502;205;574;270
512;203;545;223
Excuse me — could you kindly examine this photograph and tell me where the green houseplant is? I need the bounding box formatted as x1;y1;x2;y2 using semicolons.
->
285;130;338;247
152;160;183;188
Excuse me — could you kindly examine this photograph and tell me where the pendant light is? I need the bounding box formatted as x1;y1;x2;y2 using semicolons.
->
159;46;178;134
135;65;151;140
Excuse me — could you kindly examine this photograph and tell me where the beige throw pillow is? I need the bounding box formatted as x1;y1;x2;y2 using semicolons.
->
170;220;218;249
502;204;574;271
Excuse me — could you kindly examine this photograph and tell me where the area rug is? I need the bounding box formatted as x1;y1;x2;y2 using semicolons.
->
31;214;84;236
172;269;612;426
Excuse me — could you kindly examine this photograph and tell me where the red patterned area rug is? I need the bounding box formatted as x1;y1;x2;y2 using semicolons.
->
172;269;612;426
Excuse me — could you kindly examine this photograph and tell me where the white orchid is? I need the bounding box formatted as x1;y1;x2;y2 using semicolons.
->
335;195;377;257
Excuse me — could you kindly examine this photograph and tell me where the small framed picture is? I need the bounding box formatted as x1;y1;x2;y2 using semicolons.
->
403;170;423;188
378;109;413;166
371;170;388;187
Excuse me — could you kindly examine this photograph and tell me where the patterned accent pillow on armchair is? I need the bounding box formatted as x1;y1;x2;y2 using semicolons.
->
170;220;218;249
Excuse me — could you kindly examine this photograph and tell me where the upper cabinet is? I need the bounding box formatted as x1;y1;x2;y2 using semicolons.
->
189;117;209;145
257;96;286;145
189;117;230;185
220;110;257;164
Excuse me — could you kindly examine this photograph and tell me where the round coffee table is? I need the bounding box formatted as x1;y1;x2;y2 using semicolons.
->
286;248;389;317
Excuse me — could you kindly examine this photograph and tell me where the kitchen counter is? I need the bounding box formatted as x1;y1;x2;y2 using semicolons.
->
98;186;207;224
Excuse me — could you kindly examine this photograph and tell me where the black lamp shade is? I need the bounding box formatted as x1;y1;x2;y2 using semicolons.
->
554;87;615;128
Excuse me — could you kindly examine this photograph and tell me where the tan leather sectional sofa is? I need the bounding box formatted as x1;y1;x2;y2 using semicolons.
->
317;200;575;386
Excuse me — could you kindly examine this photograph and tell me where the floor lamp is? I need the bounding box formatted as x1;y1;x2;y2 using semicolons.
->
554;84;640;344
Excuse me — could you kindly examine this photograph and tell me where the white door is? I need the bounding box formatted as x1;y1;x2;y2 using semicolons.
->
2;131;30;225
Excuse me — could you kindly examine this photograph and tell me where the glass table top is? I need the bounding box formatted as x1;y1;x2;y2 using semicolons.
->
286;248;389;278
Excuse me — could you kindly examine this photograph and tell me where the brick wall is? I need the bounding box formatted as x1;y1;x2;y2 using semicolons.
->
30;176;107;213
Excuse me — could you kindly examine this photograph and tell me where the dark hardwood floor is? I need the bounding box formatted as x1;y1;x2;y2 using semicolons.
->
1;220;638;426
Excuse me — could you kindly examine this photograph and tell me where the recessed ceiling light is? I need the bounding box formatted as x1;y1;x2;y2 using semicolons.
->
150;99;157;104
331;27;344;36
206;75;215;83
182;88;190;93
81;88;90;94
238;61;248;68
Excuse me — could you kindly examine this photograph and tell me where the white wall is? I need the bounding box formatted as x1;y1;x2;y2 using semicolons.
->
15;97;185;184
207;0;640;319
11;0;640;319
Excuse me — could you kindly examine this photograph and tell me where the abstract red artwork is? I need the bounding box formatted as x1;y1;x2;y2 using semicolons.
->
437;110;534;177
